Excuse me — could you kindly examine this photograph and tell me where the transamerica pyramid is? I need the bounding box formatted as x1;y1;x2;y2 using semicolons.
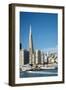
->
29;24;34;64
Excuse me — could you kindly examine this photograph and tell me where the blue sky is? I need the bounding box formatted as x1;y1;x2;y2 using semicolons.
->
20;12;58;50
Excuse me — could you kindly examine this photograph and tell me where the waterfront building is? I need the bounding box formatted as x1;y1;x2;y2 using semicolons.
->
19;50;23;68
44;53;48;64
19;49;29;66
47;52;58;64
35;50;41;65
41;51;44;65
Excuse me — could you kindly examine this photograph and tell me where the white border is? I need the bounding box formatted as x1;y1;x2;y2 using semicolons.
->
15;6;63;84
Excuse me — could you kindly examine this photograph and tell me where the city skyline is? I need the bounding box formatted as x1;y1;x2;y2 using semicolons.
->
20;12;58;76
19;23;58;67
20;12;58;50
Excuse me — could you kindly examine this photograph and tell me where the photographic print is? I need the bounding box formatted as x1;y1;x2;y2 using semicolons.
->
9;4;64;86
20;12;58;78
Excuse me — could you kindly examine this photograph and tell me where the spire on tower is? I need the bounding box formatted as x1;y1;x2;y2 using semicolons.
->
29;24;31;35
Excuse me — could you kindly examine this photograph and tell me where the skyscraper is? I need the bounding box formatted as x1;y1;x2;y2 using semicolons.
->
35;50;41;65
29;24;34;65
19;49;29;66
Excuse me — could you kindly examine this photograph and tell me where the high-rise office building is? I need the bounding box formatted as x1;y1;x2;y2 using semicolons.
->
41;51;44;64
35;50;41;65
29;25;34;65
19;49;29;66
